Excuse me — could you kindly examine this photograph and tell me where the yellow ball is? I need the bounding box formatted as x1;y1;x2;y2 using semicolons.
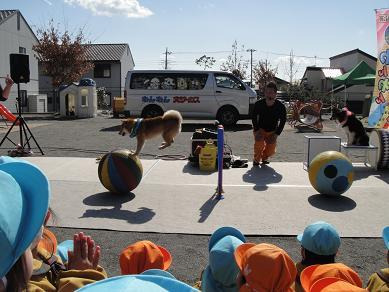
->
308;151;354;195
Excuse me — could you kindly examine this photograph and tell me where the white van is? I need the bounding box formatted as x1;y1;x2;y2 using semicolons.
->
124;70;257;125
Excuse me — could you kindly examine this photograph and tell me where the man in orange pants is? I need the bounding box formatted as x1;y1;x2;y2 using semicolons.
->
251;81;286;166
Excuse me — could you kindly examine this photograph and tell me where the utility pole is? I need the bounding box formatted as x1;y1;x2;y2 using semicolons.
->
247;48;256;88
164;47;172;70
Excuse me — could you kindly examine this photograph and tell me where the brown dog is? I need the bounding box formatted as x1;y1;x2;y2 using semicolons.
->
119;110;182;155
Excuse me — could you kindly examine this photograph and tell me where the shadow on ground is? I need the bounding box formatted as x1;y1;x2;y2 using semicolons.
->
308;194;356;211
182;162;216;176
242;165;283;191
352;166;389;184
100;125;121;132
198;192;223;223
81;191;155;224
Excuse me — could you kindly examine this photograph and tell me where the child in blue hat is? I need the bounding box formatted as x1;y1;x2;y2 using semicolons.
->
0;157;107;291
366;226;389;291
195;226;246;291
294;221;341;292
76;270;199;291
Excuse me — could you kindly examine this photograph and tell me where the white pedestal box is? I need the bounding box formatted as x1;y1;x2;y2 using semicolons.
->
303;136;341;170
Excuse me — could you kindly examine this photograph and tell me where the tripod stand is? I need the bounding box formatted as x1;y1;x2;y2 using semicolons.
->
0;83;44;156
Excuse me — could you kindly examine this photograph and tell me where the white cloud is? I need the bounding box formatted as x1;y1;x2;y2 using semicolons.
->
42;0;53;5
64;0;153;18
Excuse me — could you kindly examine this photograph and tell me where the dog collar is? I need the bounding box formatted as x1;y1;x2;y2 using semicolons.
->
130;118;143;138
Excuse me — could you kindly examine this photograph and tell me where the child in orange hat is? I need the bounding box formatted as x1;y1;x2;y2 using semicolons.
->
234;243;296;292
300;263;363;292
119;240;172;275
310;277;367;292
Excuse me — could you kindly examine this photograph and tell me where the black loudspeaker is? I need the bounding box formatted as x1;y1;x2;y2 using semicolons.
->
10;54;30;83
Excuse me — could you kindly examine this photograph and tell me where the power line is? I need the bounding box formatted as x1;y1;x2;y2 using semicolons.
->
169;48;328;60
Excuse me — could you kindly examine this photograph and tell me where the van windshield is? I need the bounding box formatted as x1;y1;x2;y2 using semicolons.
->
130;73;208;90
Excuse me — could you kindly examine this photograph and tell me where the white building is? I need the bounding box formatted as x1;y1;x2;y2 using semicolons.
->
301;49;376;114
0;10;39;112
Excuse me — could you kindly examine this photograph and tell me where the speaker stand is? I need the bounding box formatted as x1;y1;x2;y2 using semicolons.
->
0;83;44;156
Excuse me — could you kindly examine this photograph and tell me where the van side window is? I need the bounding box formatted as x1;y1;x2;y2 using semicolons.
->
215;74;245;90
130;73;208;90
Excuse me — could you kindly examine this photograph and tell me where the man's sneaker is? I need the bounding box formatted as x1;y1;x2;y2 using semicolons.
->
261;160;270;165
253;160;260;166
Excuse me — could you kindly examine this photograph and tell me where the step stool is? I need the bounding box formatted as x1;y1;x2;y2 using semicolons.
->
340;142;378;170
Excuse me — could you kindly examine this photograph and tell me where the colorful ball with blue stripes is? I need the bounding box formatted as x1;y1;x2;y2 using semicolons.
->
308;151;354;195
98;149;143;194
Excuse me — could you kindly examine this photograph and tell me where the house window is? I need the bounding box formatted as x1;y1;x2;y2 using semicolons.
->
80;89;88;107
19;47;26;54
94;63;111;78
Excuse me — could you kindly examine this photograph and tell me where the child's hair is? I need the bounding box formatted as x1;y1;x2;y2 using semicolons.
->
301;247;336;266
5;256;29;292
265;81;277;92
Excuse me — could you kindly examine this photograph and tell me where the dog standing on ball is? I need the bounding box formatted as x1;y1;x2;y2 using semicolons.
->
119;110;182;155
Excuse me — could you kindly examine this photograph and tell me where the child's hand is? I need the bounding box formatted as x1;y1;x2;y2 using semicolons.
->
67;232;101;271
5;75;13;86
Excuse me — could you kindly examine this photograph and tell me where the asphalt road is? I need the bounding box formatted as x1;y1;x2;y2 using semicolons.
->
0;115;386;286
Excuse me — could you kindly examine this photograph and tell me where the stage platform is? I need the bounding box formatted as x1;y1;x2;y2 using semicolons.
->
22;157;389;237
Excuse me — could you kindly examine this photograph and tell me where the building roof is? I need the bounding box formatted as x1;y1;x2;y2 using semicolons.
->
0;10;38;42
329;48;377;61
84;43;130;62
321;68;343;78
301;66;343;80
0;10;16;24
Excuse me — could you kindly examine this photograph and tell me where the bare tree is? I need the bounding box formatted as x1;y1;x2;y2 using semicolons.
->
284;49;300;84
195;55;216;70
33;20;93;88
220;40;248;79
253;59;278;94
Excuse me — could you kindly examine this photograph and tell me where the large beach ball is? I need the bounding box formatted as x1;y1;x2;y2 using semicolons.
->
308;151;353;195
98;149;143;194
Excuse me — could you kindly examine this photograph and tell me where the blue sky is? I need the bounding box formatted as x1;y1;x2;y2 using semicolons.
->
2;0;388;80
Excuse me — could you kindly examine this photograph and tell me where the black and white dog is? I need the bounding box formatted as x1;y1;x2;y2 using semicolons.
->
332;107;369;146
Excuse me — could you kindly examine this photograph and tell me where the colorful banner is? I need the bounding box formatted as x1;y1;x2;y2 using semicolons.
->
368;9;389;128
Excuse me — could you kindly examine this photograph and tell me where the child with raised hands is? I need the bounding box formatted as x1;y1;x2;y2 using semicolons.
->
29;230;106;291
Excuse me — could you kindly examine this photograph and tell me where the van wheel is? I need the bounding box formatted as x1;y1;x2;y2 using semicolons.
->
141;105;163;118
217;106;239;126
